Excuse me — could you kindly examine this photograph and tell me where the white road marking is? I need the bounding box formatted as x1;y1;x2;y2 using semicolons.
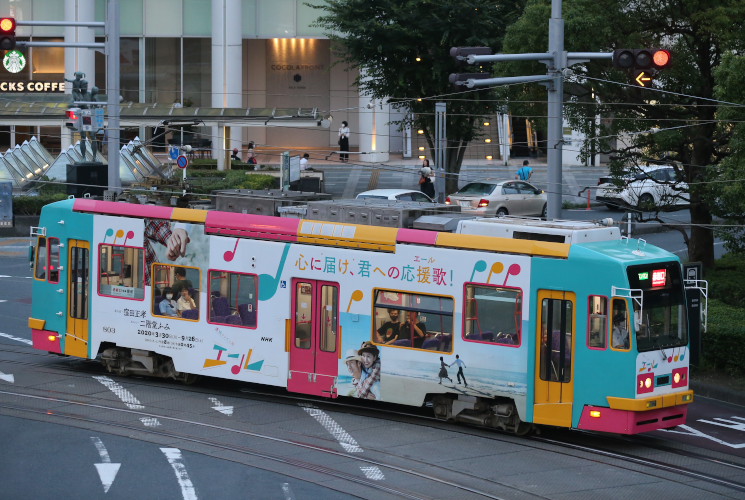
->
93;375;144;410
140;417;161;427
360;466;386;480
281;482;295;500
161;448;198;500
0;370;14;383
661;423;745;449
0;331;32;345
300;403;385;481
208;396;234;416
90;437;121;493
300;403;363;453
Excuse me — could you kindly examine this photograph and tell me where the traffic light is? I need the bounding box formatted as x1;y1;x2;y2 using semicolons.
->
612;48;671;70
65;108;82;131
0;17;15;51
450;46;493;62
448;73;492;88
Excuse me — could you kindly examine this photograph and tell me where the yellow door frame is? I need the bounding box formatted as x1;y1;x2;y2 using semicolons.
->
533;289;576;427
65;240;90;358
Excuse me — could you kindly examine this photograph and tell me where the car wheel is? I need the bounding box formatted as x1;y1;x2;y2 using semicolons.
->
496;207;508;217
637;193;655;211
541;203;547;218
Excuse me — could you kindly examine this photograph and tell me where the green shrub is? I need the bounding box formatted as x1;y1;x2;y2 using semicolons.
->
13;194;68;215
701;299;745;377
705;253;745;307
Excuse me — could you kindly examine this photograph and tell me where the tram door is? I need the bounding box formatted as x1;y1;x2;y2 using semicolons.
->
533;290;576;427
66;240;90;358
288;279;340;397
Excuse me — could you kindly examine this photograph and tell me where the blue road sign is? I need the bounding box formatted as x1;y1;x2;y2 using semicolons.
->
176;155;188;169
169;146;180;160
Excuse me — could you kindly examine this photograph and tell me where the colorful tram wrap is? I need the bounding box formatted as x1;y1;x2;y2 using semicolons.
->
29;198;697;434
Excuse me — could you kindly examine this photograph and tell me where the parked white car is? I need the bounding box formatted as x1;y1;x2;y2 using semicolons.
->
445;180;547;217
356;189;434;203
596;165;689;211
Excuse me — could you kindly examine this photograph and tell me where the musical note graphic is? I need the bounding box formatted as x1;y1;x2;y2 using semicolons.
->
103;228;114;243
223;239;239;262
347;290;364;312
259;243;291;301
123;230;134;246
470;260;487;281
502;263;522;286
231;354;245;375
486;262;504;284
113;229;125;244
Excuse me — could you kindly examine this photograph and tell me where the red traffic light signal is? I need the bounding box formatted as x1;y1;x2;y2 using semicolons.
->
66;109;79;120
0;17;16;51
613;48;671;70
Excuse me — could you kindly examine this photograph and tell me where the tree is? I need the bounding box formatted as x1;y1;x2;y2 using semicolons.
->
312;0;527;194
497;0;745;269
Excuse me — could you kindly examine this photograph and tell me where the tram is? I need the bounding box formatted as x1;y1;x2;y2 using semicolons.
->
29;198;702;434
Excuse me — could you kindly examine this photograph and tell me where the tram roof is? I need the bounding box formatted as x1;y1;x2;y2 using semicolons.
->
71;199;571;259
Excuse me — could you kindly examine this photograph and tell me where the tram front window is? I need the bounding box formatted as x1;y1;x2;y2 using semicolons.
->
634;300;688;352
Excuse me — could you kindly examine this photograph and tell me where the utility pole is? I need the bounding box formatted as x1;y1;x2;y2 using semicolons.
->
450;0;611;220
434;102;447;203
17;0;121;192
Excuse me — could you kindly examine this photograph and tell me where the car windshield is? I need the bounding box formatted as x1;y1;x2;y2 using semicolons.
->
456;183;496;196
634;300;688;352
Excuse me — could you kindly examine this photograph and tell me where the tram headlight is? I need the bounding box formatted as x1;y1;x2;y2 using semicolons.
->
637;373;654;394
671;367;688;388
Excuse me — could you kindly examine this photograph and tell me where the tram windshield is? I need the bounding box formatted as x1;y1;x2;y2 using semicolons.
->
626;262;688;352
633;299;688;352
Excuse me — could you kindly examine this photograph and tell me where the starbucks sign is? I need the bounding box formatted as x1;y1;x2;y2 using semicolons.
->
3;49;25;73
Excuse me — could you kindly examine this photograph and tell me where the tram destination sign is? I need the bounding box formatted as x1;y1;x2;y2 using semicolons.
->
0;81;65;92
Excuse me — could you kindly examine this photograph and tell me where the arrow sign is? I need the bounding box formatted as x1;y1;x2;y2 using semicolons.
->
91;437;121;493
209;396;234;416
634;70;652;87
0;370;14;383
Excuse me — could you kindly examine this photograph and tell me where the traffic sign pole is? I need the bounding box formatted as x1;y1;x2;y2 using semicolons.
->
176;154;189;196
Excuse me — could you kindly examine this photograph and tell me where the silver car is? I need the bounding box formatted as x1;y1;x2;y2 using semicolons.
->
445;180;547;217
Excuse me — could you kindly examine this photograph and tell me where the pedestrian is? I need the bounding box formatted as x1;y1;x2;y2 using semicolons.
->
230;148;241;162
438;356;452;384
246;141;257;168
515;160;533;181
338;121;350;163
300;153;311;171
451;354;467;386
419;164;435;199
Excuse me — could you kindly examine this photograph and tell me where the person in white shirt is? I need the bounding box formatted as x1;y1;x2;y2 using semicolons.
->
177;287;196;316
451;354;467;386
338;121;350;162
300;153;310;170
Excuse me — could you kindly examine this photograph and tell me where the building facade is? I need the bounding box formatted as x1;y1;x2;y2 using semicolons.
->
0;0;397;166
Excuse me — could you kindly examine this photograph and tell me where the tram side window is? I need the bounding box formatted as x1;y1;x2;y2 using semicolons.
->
98;244;145;300
587;296;608;349
33;237;61;283
611;299;630;350
34;237;47;280
208;270;258;328
373;290;453;351
152;264;200;320
464;285;522;346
